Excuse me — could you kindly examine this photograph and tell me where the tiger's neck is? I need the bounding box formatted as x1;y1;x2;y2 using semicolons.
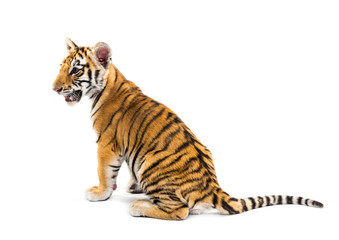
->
90;64;141;139
91;64;125;111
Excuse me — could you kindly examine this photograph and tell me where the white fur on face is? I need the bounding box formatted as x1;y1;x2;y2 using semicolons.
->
68;56;106;99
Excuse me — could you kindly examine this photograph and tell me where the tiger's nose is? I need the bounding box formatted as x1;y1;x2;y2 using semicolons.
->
53;87;63;93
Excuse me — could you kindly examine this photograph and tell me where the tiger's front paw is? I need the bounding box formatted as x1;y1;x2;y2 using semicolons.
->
85;186;113;202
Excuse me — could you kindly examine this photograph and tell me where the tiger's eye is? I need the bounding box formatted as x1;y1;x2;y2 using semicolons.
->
71;68;80;74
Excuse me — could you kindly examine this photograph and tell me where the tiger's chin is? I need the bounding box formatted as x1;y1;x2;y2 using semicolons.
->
64;90;82;104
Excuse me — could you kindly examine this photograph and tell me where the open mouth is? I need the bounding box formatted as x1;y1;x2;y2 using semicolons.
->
64;90;82;103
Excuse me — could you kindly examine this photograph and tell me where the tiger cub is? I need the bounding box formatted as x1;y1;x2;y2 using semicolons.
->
53;38;323;220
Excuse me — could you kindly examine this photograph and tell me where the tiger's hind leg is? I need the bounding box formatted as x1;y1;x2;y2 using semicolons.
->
129;199;189;220
126;179;143;193
126;168;143;194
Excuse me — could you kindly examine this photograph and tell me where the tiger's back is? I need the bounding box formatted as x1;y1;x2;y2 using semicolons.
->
53;39;323;220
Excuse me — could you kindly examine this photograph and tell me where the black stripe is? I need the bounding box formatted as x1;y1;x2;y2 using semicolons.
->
86;81;93;89
152;128;181;155
277;195;283;205
113;66;118;83
109;165;121;174
87;69;92;81
156;206;171;214
116;81;127;93
174;141;191;154
89;92;97;99
168;195;181;202
221;199;238;214
202;177;212;191
148;117;176;146
222;190;230;196
137;142;158;163
91;83;107;111
249;197;256;209
266;196;271;206
152;199;160;205
95;70;100;84
77;80;91;84
287;196;293;204
146;188;167;196
212;193;218;207
109;165;121;170
241;199;248;212
166;111;174;119
130;144;144;180
173;117;182;124
96;133;101;143
305;199;310;206
193;145;211;161
298;197;303;205
85;86;95;95
164;127;181;142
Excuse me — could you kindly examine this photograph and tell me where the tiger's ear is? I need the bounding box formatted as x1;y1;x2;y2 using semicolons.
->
66;38;78;52
93;42;112;69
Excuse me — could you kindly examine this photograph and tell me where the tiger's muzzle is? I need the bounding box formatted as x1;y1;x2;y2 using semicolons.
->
53;88;82;103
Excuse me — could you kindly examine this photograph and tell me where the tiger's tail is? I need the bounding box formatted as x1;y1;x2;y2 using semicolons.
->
212;189;323;215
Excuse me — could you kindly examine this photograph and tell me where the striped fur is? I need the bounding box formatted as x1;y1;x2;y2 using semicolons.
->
53;39;323;220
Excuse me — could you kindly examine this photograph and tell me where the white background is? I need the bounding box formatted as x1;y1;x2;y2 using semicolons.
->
0;0;338;239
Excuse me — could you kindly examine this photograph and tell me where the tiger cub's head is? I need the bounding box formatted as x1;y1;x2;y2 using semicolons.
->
53;38;112;103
